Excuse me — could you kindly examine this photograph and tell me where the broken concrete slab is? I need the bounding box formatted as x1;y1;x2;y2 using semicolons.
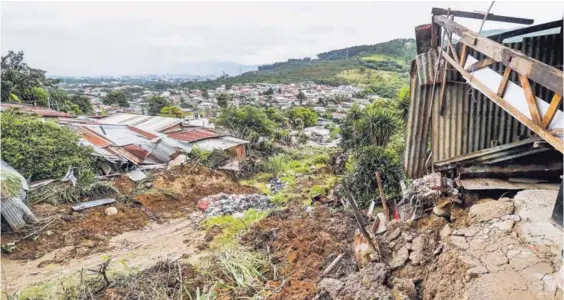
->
469;200;514;222
390;246;409;269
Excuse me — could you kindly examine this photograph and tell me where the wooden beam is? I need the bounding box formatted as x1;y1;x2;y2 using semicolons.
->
445;35;460;66
519;74;542;124
489;20;563;43
459;44;468;67
542;93;563;128
438;51;448;115
440;48;563;153
551;128;564;135
434;15;564;96
375;172;390;222
497;68;512;97
465;57;497;72
431;7;534;25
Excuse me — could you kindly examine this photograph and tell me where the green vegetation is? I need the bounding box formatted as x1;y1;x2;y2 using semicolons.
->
103;90;130;107
216;93;232;108
286;106;318;128
159;106;184;118
0;109;93;181
0;169;22;199
202;209;270;247
147;95;170;116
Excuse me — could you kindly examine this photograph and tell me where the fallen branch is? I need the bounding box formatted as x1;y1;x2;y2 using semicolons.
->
321;253;344;276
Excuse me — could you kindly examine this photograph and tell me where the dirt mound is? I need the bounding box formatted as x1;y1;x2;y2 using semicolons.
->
136;164;255;215
112;175;135;195
242;206;357;299
2;202;148;260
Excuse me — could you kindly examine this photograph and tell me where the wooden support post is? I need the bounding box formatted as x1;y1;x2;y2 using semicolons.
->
375;172;390;222
438;52;449;115
497;68;512;97
519;74;542;124
542;93;563;128
440;48;564;153
431;7;534;25
465;57;497;72
459;44;468;67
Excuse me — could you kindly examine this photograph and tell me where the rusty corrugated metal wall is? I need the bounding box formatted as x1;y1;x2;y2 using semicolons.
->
404;31;563;179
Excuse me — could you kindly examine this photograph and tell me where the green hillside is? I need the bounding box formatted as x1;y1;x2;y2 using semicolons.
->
184;38;416;98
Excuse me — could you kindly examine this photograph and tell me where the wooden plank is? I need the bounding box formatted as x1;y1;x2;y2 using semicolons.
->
497;68;512;97
438;51;448;115
445;35;460;65
519;74;542;124
459;44;468;67
465;57;496;72
440;48;564;153
431;7;534;25
375;172;390;222
434;15;563;96
542;94;563;128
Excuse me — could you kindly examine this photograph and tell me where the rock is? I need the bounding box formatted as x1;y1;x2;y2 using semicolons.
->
491;220;515;232
501;214;521;222
392;277;417;300
405;242;412;250
402;232;414;242
433;206;450;218
433;244;444;256
452;230;465;236
450;236;469;250
44;230;54;236
390;246;409;269
353;230;376;267
318;278;344;299
467;266;489;277
386;228;402;242
439;224;453;239
469;200;514;222
411;235;427;252
105;207;118;216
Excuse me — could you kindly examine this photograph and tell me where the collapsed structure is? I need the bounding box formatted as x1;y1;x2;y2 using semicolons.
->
404;9;563;226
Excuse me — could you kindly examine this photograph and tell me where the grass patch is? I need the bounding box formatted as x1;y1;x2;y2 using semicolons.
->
202;209;270;246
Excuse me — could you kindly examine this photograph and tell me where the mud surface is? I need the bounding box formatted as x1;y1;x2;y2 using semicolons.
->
243;206;357;299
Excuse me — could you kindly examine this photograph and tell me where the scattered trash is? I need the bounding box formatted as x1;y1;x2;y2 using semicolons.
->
266;178;286;194
126;169;147;182
197;193;274;216
72;198;116;211
167;154;187;169
104;207;118;216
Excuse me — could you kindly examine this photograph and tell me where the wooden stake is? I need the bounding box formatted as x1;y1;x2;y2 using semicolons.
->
346;188;379;256
459;44;468;67
541;93;562;128
375;172;390;222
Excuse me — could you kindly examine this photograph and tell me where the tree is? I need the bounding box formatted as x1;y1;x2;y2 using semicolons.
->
343;145;403;207
264;87;274;95
297;91;306;105
30;87;49;106
396;85;410;121
202;90;209;99
159;106;184;118
215;106;277;145
265;107;289;127
216;93;231;108
1;51;56;104
103;90;129;107
147;96;170;116
70;95;93;114
1;109;93;181
340;103;399;149
287;106;318;128
48;88;70;110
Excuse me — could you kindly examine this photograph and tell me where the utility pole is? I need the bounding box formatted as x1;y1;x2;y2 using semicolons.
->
346;48;349;60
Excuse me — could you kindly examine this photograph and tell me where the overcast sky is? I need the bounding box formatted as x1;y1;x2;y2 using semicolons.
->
1;1;562;76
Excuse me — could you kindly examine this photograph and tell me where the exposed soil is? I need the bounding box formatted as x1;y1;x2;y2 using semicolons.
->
242;206;357;299
2;164;255;261
136;164;255;216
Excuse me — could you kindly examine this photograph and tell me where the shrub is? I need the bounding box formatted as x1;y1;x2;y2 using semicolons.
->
343;145;403;208
1;109;93;181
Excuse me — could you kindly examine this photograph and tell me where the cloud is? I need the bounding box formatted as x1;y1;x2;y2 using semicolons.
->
1;1;561;76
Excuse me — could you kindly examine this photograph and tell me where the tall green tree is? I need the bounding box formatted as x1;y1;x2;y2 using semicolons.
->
286;106;318;128
297;91;306;105
159;106;183;118
1;51;56;104
147;96;170;116
215;106;277;144
70;95;93;114
340;103;399;150
103;90;129;107
396;85;410;121
216;93;231;108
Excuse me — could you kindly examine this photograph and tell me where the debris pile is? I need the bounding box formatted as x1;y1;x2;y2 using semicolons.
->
398;172;459;220
266;178;286;194
318;263;393;299
197;193;274;216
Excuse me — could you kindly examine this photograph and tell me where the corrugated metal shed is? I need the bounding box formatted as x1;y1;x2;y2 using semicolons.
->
167;129;218;142
404;24;563;179
99;113;183;133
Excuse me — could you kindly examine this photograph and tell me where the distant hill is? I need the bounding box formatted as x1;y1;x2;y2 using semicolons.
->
183;38;416;98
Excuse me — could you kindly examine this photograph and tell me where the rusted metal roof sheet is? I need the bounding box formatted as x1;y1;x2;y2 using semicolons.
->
167;129;218;143
1;103;73;117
